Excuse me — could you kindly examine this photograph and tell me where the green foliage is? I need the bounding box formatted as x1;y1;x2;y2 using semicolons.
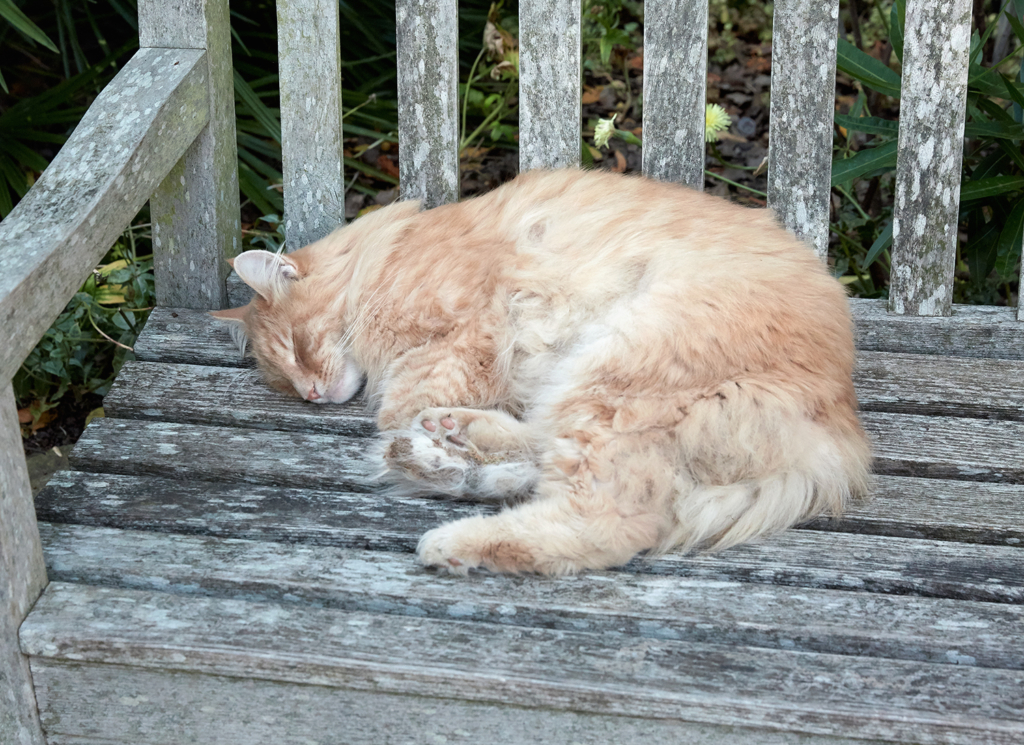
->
13;222;154;420
582;0;642;70
831;2;1024;301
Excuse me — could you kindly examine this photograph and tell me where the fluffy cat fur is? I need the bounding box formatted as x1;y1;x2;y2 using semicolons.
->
212;168;872;575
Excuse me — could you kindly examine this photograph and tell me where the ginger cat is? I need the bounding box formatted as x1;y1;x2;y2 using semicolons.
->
212;169;871;575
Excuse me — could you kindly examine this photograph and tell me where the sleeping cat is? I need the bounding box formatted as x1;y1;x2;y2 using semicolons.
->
212;168;871;575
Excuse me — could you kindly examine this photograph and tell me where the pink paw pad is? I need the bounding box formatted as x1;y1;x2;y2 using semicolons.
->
422;419;437;433
440;417;456;430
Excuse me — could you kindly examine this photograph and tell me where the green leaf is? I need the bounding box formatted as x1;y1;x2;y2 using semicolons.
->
831;140;899;186
836;38;902;98
963;120;1024;139
961;176;1024;201
994;200;1024;280
890;0;905;62
864;221;893;267
999;140;1024;173
833;114;898;136
234;71;281;143
1002;74;1024;113
0;0;59;52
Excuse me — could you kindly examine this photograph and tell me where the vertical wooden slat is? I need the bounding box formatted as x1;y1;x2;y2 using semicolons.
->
0;384;47;745
140;0;241;309
766;0;840;259
641;0;708;188
888;0;972;316
519;0;581;171
277;0;345;251
395;0;459;208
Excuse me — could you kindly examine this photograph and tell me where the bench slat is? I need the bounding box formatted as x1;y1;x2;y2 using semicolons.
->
396;0;459;208
277;0;346;250
641;0;708;187
36;523;1024;669
38;466;1024;548
21;583;1024;743
888;0;972;316
35;474;1024;602
863;411;1024;483
519;0;581;170
105;353;1024;436
766;0;840;258
134;304;1024;378
32;658;892;745
68;412;1024;497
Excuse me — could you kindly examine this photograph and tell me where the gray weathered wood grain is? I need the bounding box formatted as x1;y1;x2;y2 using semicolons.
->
519;0;581;171
141;0;242;310
35;468;1024;549
855;350;1024;420
35;523;1024;669
133;307;253;367
0;385;46;745
0;49;208;385
862;411;1024;483
767;0;840;258
102;355;1024;454
69;419;378;492
641;0;708;188
21;584;1024;743
34;475;1024;603
103;361;376;436
888;0;972;316
31;660;886;745
69;406;1024;494
395;0;459;208
851;298;1024;359
134;302;1024;387
277;0;345;250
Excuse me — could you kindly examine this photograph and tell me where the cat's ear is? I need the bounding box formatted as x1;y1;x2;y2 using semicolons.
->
209;306;247;324
232;250;302;298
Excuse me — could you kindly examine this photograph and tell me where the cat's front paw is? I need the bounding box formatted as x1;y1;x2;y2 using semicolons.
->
417;516;537;575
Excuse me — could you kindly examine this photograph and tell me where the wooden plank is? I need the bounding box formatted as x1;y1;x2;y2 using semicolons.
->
856;350;1024;420
395;0;459;208
518;0;581;170
888;0;972;316
21;584;1024;743
36;466;1024;549
277;0;345;250
132;307;251;367
141;0;242;310
641;0;708;188
34;475;1024;603
0;385;46;745
133;302;1024;383
851;298;1024;359
31;660;889;745
104;354;1024;450
809;474;1024;546
36;523;1024;669
103;361;375;437
69;419;378;492
766;0;840;258
862;411;1024;483
69;407;1024;494
0;48;209;384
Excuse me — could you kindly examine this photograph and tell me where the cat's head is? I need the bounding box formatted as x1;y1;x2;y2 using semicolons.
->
210;249;364;404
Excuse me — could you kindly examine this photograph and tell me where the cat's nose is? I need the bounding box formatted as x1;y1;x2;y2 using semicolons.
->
307;387;321;401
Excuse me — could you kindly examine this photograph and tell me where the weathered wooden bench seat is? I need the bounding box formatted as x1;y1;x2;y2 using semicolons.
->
3;0;1023;742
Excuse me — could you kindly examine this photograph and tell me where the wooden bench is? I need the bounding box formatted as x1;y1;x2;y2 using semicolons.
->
2;0;1023;742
